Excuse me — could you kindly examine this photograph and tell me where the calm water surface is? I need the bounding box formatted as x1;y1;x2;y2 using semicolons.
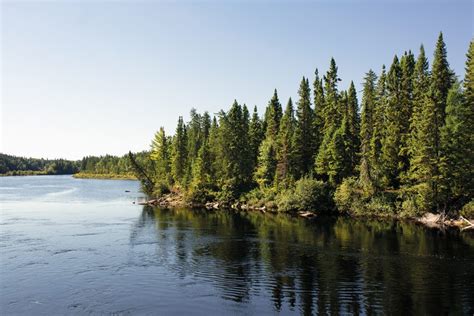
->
1;175;473;315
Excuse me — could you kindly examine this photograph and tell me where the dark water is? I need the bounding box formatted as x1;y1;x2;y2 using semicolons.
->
1;176;473;315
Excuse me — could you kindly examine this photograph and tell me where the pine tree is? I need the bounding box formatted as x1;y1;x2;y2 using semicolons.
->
399;51;416;179
431;32;453;130
293;76;314;177
264;89;283;140
276;98;296;186
150;127;171;183
323;58;341;132
346;81;360;173
439;44;474;210
315;58;341;180
381;56;403;187
359;70;377;193
219;100;252;195
327;115;351;186
407;45;431;186
191;140;213;190
249;106;264;173
184;109;203;186
370;65;387;182
171;116;188;185
313;68;325;156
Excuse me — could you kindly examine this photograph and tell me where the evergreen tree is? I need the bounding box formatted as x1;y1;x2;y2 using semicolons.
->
359;70;378;193
219;100;252;195
276;98;296;186
440;62;473;210
150;127;171;183
293;76;314;177
431;32;453;130
315;58;341;180
313;68;325;157
407;45;432;188
381;56;403;187
370;65;387;182
399;51;416;178
346;81;360;173
171;116;187;185
249;106;264;172
264;89;283;139
184;109;203;185
327;116;351;186
191;140;213;190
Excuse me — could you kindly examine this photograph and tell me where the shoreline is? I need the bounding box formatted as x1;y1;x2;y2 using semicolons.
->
73;173;137;180
138;192;474;231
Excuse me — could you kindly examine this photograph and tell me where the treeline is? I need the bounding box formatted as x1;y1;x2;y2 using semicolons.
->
137;33;473;218
0;152;150;179
77;152;151;179
0;153;79;176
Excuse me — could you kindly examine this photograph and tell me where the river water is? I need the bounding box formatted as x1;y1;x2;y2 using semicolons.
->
1;175;473;315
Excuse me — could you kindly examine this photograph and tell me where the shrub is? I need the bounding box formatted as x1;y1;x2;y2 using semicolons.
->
460;200;474;219
185;185;215;204
398;183;434;217
334;177;365;214
277;176;331;213
152;180;170;197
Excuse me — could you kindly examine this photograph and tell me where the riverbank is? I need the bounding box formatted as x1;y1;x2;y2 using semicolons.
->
138;192;474;230
73;172;137;180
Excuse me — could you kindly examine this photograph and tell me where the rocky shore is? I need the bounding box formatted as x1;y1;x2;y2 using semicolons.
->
137;192;474;230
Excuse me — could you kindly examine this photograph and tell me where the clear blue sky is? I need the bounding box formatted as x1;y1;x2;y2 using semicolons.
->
1;0;473;160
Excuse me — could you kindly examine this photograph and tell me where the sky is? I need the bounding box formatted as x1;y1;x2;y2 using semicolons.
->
1;0;473;160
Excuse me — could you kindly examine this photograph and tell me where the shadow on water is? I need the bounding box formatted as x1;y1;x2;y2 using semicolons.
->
130;206;474;315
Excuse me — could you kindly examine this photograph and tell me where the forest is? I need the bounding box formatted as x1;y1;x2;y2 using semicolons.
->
130;34;473;218
76;152;150;179
0;152;148;179
0;153;79;176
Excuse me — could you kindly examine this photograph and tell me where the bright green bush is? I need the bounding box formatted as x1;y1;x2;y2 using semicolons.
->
460;200;474;218
276;176;331;213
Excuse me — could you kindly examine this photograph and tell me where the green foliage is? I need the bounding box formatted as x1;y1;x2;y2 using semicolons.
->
293;77;314;177
334;177;396;217
135;34;472;219
460;200;474;219
0;153;79;175
277;176;331;213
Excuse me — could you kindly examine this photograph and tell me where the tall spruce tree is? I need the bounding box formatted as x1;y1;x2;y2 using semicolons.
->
276;98;296;186
399;51;416;179
150;127;171;184
407;45;433;190
171;116;187;185
264;89;283;139
439;42;474;210
431;32;453;131
381;56;403;187
370;65;387;183
315;58;341;180
313;68;325;156
359;70;378;193
256;91;282;187
293;77;314;177
346;81;360;173
249;106;264;173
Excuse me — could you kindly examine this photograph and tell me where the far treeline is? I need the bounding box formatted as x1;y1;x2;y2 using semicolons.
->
0;152;148;179
129;34;473;218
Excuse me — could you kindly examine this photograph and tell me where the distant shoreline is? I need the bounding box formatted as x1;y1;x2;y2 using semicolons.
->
73;172;137;180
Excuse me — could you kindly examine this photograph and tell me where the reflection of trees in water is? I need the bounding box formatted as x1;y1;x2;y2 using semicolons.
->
129;207;474;314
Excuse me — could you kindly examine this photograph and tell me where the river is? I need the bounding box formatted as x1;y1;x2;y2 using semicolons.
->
1;175;473;315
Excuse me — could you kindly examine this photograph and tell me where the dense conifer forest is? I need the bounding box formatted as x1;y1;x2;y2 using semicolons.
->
0;153;79;176
0;153;148;179
130;34;473;218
